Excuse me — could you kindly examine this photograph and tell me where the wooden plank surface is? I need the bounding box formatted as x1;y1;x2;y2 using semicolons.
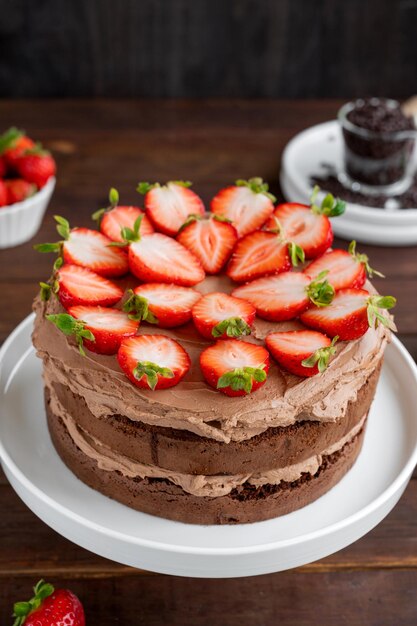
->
0;99;416;624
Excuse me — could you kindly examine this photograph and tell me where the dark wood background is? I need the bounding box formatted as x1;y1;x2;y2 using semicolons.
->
1;0;417;98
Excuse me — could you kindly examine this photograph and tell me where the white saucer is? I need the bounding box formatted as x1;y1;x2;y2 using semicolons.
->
281;120;417;246
1;314;417;578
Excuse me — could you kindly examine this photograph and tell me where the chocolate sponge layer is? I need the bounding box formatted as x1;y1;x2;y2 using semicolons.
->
47;362;380;476
46;405;366;525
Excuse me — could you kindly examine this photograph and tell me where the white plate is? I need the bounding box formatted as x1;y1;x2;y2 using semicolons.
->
281;120;417;245
1;315;417;578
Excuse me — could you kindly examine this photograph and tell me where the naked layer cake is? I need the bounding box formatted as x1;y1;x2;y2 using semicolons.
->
33;180;396;524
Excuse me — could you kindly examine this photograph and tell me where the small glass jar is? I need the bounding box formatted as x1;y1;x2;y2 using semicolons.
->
338;98;416;195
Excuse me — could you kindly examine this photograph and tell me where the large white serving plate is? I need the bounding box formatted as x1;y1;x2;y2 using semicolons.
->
281;120;417;246
1;314;417;578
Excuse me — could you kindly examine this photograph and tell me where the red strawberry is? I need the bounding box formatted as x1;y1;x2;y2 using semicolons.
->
117;334;191;390
232;271;334;322
63;227;129;277
265;330;338;377
66;305;139;354
137;180;205;236
0;127;35;170
124;283;201;328
129;233;205;286
305;240;383;290
55;265;124;308
192;292;256;339
211;177;275;238
0;155;6;177
5;178;36;204
200;339;269;396
16;149;56;188
100;205;154;241
300;288;396;340
227;231;291;283
12;578;85;626
0;180;7;206
176;214;238;274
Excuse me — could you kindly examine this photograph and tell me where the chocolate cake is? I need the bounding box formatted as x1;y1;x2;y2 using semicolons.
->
32;180;395;524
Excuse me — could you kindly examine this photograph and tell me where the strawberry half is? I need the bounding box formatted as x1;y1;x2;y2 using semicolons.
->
123;283;202;328
227;231;291;283
5;178;36;204
117;334;191;390
200;339;269;396
93;187;154;242
192;292;256;339
137;180;205;236
305;240;384;290
266;330;338;377
129;233;205;286
13;579;85;626
300;288;396;340
211;177;275;238
176;214;238;274
54;265;124;309
232;271;334;322
65;305;139;354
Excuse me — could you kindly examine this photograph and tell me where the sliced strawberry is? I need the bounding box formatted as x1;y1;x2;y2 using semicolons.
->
100;205;154;242
67;305;139;354
192;292;256;339
63;227;129;277
200;339;269;396
211;178;275;238
300;288;396;340
123;283;201;328
227;231;291;283
176;214;238;274
266;330;338;377
137;180;205;236
267;203;333;259
305;241;383;290
129;233;205;286
117;334;191;390
5;178;36;204
56;265;124;309
232;271;334;322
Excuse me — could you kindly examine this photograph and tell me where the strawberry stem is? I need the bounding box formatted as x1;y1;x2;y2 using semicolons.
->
212;317;252;338
310;185;345;217
12;579;54;626
217;365;267;393
235;177;276;202
301;336;339;373
123;290;159;324
348;240;385;278
133;361;174;390
92;187;120;226
306;271;335;307
366;295;397;331
46;313;95;355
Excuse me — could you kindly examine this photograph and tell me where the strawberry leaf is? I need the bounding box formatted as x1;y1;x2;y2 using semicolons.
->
306;271;335;307
109;215;143;246
169;180;192;188
235;177;276;202
91;207;106;225
348;240;385;278
13;579;55;626
212;214;233;224
212;317;252;338
109;187;119;206
137;181;159;195
217;365;267;393
34;242;61;253
133;361;174;390
366;295;397;331
310;185;346;217
123;290;159;324
301;336;338;373
54;215;70;240
178;213;203;233
288;241;305;267
0;126;23;154
46;313;95;356
39;282;52;301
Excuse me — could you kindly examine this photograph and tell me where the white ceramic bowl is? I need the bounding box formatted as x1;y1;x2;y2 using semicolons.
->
0;176;56;249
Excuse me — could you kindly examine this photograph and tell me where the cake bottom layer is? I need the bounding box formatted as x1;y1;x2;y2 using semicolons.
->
47;405;367;525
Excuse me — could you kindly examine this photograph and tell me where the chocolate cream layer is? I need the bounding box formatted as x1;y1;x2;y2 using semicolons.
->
50;385;367;498
33;274;389;444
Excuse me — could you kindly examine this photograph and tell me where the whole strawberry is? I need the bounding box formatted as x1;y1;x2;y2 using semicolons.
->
5;179;36;204
12;579;85;626
0;127;35;171
0;179;7;206
16;144;56;188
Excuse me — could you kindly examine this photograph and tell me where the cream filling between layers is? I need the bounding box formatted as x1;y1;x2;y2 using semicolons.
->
53;389;367;498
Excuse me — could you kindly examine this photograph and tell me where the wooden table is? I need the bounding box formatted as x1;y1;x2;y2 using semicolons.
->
0;100;416;625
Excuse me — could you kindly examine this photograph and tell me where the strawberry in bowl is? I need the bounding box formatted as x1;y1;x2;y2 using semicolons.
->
0;127;56;248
